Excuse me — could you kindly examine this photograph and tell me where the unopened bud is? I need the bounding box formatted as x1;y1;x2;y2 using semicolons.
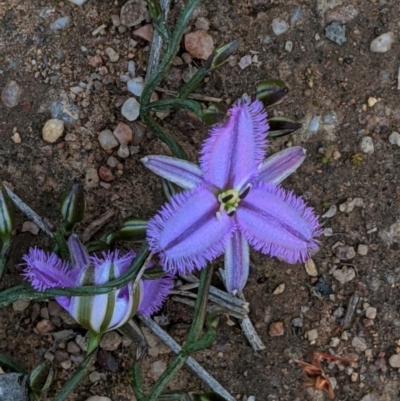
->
29;361;54;395
256;79;288;108
202;103;228;127
211;39;240;70
0;182;15;241
104;219;147;244
60;180;85;230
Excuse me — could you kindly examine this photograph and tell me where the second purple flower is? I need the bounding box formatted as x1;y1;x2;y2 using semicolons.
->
143;99;321;294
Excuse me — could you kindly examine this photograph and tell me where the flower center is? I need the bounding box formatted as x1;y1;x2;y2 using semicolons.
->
218;189;240;216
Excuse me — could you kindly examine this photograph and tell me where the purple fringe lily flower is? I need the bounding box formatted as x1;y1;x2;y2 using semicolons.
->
142;99;321;294
22;235;173;334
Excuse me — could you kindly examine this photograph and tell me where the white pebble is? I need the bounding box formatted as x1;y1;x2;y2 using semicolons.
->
359;136;374;155
117;145;130;158
128;60;136;77
285;41;293;52
389;131;400;146
127;77;145;96
306;328;318;341
365;307;376;320
322;204;337;218
105;47;119;62
50;16;70;30
121;98;140;121
98;129;119;150
308;116;320;132
67;0;88;4
272;18;289;35
42;119;64;143
357;244;368;256
238;55;252;70
370;32;394;53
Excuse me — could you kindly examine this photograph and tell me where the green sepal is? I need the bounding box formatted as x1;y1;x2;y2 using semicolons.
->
211;39;240;70
142;265;165;280
202;103;228;126
256;79;288;107
0;182;15;241
60;180;85;231
103;219;148;245
28;361;54;396
268;117;302;137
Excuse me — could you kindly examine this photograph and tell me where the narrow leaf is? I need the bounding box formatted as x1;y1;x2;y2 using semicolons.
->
268;117;302;137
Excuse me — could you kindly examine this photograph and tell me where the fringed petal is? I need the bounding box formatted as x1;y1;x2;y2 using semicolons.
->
236;183;321;263
147;186;234;274
141;155;204;189
68;234;90;270
199;99;269;189
21;248;77;291
224;230;249;294
90;250;136;281
256;146;306;185
138;274;175;317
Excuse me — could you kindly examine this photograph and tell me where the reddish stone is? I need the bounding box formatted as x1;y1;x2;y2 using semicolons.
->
88;55;103;68
99;166;115;182
133;24;154;42
184;30;214;60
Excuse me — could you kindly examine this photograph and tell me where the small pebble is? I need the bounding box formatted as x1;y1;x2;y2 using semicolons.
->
88;55;103;68
272;18;289;35
351;336;367;352
272;283;285;295
11;133;21;143
67;341;81;354
291;317;303;327
133;24;154;42
128;60;136;77
238;55;252;70
98;129;119;150
121;98;140;121
388;131;400;146
51;100;80;125
308;116;320;132
357;244;368;256
184;30;214;60
269;322;284;337
107;156;118;168
306;328;318;342
2;80;22;108
111;15;120;27
388;354;400;368
89;371;101;383
13;299;30;313
370;32;394;53
99;331;122;351
105;47;119;62
322;204;337;218
360;136;374;155
120;0;147;27
284;41;293;52
367;97;378;107
152;360;167;379
325;5;358;25
127;77;145;96
113;122;132;145
50;16;70;31
21;221;40;235
330;337;340;347
335;246;355;260
305;259;318;276
117;145;130;158
325;22;346;45
85;167;99;189
85;397;112;401
98;166;114;182
333;266;355;284
61;360;72;370
42;119;64;143
36;319;56;334
365;307;377;320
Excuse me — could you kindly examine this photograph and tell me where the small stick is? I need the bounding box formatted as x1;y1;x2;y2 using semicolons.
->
155;87;223;103
138;314;236;401
146;0;171;81
4;184;54;238
342;293;359;330
81;208;116;242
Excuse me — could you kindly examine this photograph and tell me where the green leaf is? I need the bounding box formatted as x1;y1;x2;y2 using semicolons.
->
268;117;302;137
60;180;85;231
142;265;165;280
104;219;148;245
29;361;54;395
211;39;240;69
256;79;288;107
146;99;203;120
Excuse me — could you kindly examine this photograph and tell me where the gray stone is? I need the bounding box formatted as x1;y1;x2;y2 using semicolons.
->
51;100;80;125
389;354;400;368
121;98;140;121
360;136;374;155
127;77;144;96
325;22;346;45
351;336;367;352
50;16;71;30
12;299;30;313
333;266;356;284
335;246;356;260
120;0;147;27
389;131;400;146
99;331;122;351
272;18;289;35
105;47;119;62
2;80;22;108
98;129;119;150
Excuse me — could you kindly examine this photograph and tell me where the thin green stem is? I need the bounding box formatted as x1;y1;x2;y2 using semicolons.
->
132;362;145;401
177;67;209;100
143;266;213;401
186;266;213;344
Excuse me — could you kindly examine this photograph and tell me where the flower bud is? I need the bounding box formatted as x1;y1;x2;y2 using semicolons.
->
60;180;85;230
0;182;15;241
104;219;147;244
211;39;240;70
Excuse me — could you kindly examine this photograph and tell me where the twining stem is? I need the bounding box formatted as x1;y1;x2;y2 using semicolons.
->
140;0;201;160
139;266;214;401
